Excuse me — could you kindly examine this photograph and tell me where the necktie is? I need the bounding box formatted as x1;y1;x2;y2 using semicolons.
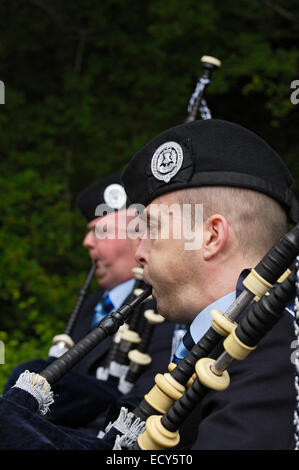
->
170;324;188;362
172;328;195;364
90;293;114;330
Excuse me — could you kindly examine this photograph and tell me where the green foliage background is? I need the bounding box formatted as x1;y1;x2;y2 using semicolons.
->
0;0;298;391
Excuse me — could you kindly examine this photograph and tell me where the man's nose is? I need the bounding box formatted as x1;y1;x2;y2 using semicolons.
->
83;229;95;248
134;238;149;266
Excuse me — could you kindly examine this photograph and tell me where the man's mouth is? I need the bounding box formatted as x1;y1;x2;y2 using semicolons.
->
142;274;152;288
93;259;103;272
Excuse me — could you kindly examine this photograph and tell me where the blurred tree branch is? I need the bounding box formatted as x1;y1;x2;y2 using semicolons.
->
260;0;295;21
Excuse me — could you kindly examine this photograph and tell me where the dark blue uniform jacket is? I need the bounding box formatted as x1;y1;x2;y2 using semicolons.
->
4;288;175;432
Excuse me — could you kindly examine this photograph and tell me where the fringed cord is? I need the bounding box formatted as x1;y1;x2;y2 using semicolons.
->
103;407;146;450
13;370;54;415
187;77;210;114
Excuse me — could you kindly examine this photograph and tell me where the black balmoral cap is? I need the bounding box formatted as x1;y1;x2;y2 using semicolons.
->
76;172;128;222
122;119;299;224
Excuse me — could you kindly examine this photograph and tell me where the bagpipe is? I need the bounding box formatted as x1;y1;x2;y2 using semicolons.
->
97;224;299;450
6;54;298;450
11;263;162;392
95;266;164;389
49;265;166;397
36;284;153;387
2;216;298;450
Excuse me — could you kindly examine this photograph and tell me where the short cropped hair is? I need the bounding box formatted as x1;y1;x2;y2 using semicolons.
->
175;186;288;259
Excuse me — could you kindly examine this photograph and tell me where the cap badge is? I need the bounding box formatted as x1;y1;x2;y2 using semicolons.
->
151;141;183;183
103;183;127;209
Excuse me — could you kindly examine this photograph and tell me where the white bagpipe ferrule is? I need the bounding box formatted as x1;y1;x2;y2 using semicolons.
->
195;358;230;391
51;334;74;349
137;415;180;450
209;308;237;336
132;267;144;281
144;372;185;415
112;323;129;344
223;325;257;361
48;334;74;358
144;309;165;325
133;287;153;302
121;329;141;344
128;349;152;366
242;268;273;301
201;55;222;68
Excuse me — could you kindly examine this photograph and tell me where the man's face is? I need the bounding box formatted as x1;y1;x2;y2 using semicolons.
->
135;193;205;323
83;210;138;290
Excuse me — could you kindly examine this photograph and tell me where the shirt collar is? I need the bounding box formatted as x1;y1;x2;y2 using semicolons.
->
190;290;236;344
106;278;136;310
189;269;255;343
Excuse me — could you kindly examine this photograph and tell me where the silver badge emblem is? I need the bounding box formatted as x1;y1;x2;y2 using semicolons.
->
151;141;183;183
103;183;127;209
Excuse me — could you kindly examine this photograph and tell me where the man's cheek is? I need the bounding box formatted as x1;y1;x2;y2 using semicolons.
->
149;252;167;283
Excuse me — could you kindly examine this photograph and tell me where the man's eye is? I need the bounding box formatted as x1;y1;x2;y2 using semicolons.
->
135;218;147;232
128;226;144;235
148;223;158;236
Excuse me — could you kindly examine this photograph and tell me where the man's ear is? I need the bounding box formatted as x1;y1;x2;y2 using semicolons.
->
202;214;229;261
